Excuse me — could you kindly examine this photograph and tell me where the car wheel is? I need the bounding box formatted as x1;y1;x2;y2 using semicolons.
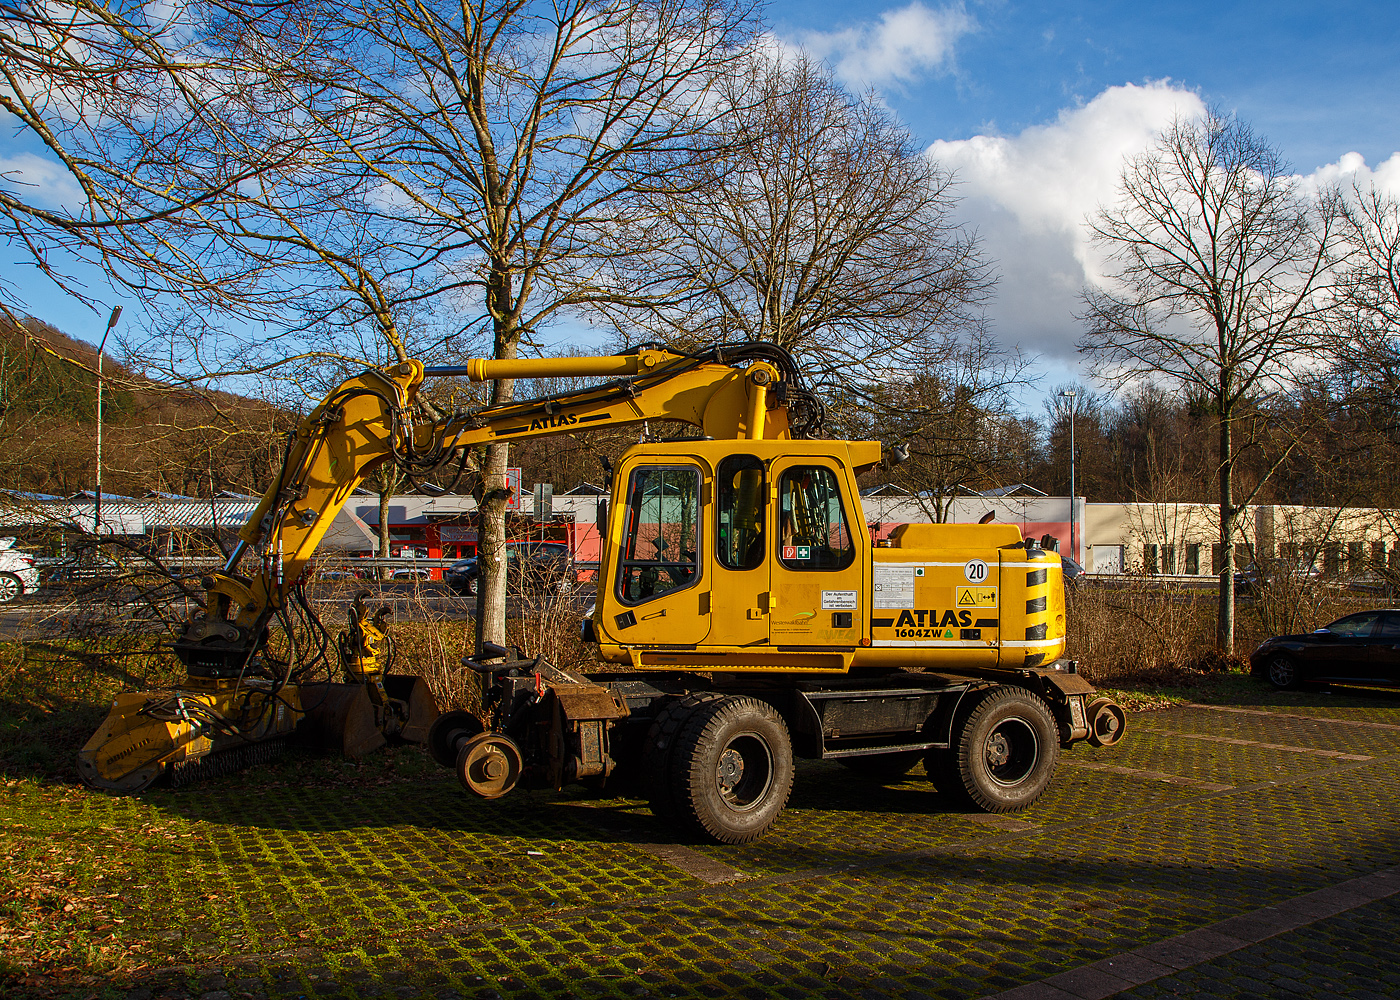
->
465;576;478;596
1267;654;1301;690
839;749;922;778
949;687;1058;813
0;572;20;604
667;695;794;844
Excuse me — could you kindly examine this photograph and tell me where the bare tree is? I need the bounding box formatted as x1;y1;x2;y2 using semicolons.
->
0;1;300;329
1333;186;1400;388
603;52;991;393
1080;110;1342;653
848;325;1032;522
127;0;761;648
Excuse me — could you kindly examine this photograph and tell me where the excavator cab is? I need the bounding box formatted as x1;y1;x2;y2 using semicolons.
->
592;440;872;669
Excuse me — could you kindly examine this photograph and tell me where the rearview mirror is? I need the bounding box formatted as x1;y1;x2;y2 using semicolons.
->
596;497;608;538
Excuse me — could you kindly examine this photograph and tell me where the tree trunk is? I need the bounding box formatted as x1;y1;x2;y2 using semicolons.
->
1216;412;1235;653
378;469;396;582
475;300;520;655
476;439;510;651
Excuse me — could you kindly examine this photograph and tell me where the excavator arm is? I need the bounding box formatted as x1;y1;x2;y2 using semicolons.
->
196;344;810;649
79;343;817;792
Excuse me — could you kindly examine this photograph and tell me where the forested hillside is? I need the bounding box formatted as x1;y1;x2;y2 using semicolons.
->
0;316;292;498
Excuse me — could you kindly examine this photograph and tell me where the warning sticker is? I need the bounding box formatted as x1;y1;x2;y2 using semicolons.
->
872;564;917;609
822;590;859;610
955;586;998;608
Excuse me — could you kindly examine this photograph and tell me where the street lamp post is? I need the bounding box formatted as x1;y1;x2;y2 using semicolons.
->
1059;389;1077;564
94;305;122;534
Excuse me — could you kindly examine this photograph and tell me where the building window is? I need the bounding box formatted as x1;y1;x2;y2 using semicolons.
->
1144;544;1159;575
1185;544;1201;575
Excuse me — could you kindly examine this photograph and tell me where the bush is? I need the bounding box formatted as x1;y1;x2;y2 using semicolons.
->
1066;577;1375;684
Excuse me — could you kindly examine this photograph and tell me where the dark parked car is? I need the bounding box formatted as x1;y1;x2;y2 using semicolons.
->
1250;609;1400;689
444;541;573;596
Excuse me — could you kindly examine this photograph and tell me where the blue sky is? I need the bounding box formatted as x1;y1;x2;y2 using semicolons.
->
773;0;1400;170
4;1;1399;404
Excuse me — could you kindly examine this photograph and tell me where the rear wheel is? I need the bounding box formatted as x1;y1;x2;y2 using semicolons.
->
0;573;20;604
839;750;922;778
668;696;793;844
949;687;1058;813
1267;654;1300;690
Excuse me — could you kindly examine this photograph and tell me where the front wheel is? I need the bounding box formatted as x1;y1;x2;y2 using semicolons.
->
1267;654;1301;690
668;695;794;844
0;572;20;604
949;687;1058;813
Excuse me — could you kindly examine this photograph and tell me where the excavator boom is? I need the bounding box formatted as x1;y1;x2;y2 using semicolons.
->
79;343;817;792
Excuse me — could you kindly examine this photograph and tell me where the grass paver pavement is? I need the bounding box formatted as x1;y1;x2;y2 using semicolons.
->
3;677;1400;999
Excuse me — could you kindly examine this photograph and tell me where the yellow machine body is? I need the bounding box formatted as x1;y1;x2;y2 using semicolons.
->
79;343;1087;799
589;439;1066;674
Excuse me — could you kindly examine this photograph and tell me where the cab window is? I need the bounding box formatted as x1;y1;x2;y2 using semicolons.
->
717;455;765;570
777;466;855;571
617;466;701;604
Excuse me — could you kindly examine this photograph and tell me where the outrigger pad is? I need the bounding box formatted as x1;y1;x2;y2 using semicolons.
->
296;683;387;759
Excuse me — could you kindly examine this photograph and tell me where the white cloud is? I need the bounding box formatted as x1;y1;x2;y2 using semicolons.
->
0;152;86;212
1299;150;1400;197
928;82;1207;364
794;2;975;91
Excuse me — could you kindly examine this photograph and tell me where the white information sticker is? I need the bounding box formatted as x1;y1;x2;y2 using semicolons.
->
822;590;859;610
872;564;917;609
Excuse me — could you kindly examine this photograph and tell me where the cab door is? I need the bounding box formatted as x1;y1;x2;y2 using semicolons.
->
768;458;865;648
605;460;711;646
708;453;771;647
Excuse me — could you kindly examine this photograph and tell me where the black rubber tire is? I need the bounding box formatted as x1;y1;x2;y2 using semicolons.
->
923;747;961;797
640;693;726;821
950;687;1058;813
1267;654;1301;690
839;750;922;778
0;572;20;604
668;695;794;844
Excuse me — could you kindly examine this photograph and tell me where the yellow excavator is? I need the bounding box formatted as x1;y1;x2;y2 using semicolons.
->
78;343;1125;842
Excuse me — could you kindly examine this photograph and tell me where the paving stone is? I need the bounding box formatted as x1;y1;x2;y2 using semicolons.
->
8;704;1400;1000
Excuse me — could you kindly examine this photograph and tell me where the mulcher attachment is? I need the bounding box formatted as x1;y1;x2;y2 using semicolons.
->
78;593;440;793
77;683;303;794
169;734;290;786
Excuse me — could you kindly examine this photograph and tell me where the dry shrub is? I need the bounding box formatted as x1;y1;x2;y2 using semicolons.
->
1066;579;1216;683
506;596;600;676
1248;577;1376;640
1067;577;1381;685
366;582;601;714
